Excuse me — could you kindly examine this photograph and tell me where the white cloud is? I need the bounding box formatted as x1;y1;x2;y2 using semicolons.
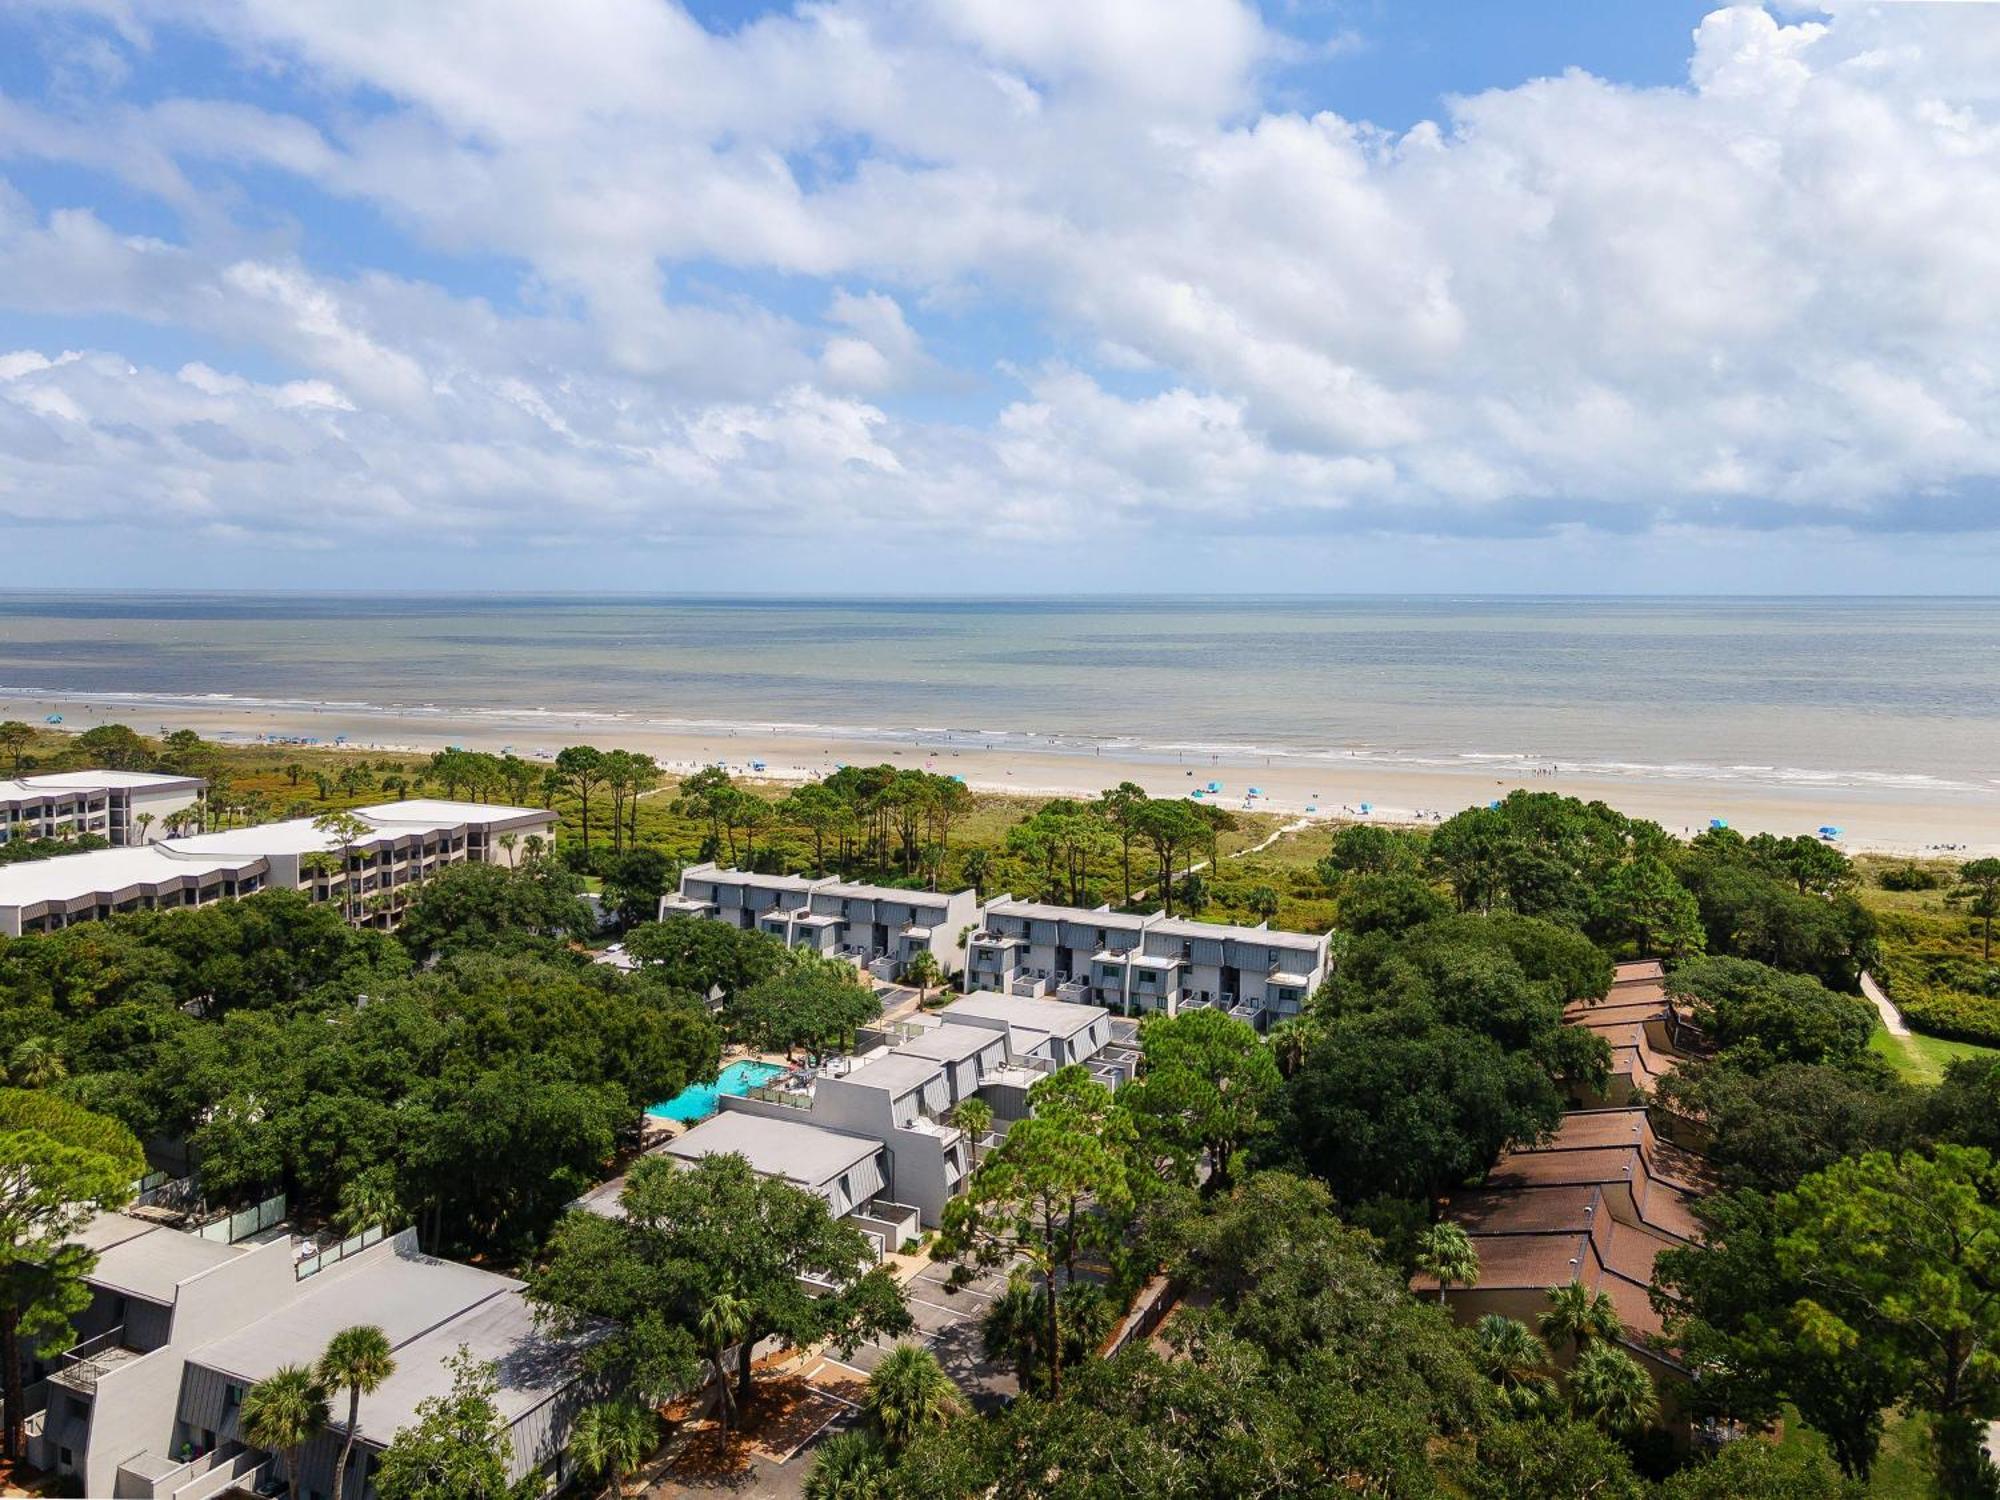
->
0;0;1997;564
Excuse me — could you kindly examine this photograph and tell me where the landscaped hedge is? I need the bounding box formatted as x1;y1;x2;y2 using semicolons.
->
1897;985;2000;1047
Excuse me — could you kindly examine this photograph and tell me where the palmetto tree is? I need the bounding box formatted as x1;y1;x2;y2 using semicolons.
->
1471;1315;1559;1418
902;950;943;1007
862;1344;963;1454
1568;1343;1660;1435
699;1286;750;1432
802;1429;891;1500
1414;1221;1480;1306
318;1324;395;1500
569;1398;657;1499
952;1097;994;1164
239;1364;330;1500
1540;1280;1623;1359
134;811;155;844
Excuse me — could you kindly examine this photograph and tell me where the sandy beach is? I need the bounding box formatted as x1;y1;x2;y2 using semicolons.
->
8;690;1997;859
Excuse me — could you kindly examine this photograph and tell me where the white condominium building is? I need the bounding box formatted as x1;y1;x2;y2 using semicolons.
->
0;798;556;937
0;770;206;847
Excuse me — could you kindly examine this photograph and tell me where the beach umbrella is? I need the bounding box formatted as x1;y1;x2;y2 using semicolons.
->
1710;818;1729;830
1191;789;1205;799
952;774;966;783
1489;799;1503;810
1208;781;1222;792
1819;825;1843;838
1305;803;1318;813
44;714;61;724
751;759;767;771
1360;802;1372;814
1248;786;1262;796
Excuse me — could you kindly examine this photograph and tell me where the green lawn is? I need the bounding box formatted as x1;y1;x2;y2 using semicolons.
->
1868;1020;2000;1086
1775;1404;1938;1497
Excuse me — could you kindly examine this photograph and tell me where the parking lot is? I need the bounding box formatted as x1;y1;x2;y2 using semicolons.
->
802;1257;1022;1413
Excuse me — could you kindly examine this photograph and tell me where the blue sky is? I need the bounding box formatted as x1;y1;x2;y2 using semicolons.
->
2;0;1998;593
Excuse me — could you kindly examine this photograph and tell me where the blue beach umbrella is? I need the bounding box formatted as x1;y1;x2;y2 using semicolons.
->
1248;786;1262;796
951;774;966;783
1305;803;1318;813
1360;802;1372;814
44;714;61;724
1208;781;1222;792
1710;818;1729;830
751;759;767;771
1818;825;1843;838
1489;800;1503;810
1191;789;1205;799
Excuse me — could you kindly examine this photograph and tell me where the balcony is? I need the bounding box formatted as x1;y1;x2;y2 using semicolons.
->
49;1326;143;1394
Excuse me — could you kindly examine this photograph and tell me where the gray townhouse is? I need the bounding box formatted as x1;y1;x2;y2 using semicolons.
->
966;898;1156;1003
969;898;1332;1029
0;770;206;847
662;863;979;982
30;1213;603;1500
0;797;556;937
1086;917;1330;1027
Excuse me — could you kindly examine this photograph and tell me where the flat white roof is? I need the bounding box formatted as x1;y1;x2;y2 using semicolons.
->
942;990;1107;1041
667;1110;883;1188
817;880;966;903
892;1026;1003;1065
0;844;258;909
1148;917;1328;950
170;800;549;858
985;899;1155;928
683;863;826;893
837;1052;944;1097
21;770;204;790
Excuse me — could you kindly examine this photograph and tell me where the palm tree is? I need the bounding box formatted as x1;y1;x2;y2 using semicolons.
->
1540;1280;1623;1358
902;950;943;1007
1471;1315;1559;1417
1245;884;1280;923
239;1364;330;1500
317;1325;395;1500
134;810;155;844
8;1036;66;1088
952;1097;993;1164
863;1344;963;1454
568;1398;657;1499
803;1429;891;1499
699;1286;750;1432
1414;1221;1479;1306
959;848;991;901
1569;1343;1660;1435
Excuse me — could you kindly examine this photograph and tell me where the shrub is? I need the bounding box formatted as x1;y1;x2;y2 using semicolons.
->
1879;861;1947;892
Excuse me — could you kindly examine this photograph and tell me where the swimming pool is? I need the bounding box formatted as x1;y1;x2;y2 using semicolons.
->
647;1060;787;1123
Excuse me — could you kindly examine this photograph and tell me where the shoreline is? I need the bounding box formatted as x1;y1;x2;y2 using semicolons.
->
6;689;1997;858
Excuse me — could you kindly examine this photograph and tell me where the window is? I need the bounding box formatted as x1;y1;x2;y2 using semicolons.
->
224;1381;245;1410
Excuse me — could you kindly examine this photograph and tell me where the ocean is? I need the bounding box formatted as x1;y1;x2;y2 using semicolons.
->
1;593;1996;797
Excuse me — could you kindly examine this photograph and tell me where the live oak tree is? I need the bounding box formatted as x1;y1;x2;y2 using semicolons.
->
0;1090;146;1459
1665;955;1875;1075
725;955;882;1065
622;916;787;1005
940;1068;1134;1397
532;1153;910;1411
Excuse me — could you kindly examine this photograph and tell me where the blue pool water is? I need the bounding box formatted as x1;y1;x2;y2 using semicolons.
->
647;1060;786;1123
